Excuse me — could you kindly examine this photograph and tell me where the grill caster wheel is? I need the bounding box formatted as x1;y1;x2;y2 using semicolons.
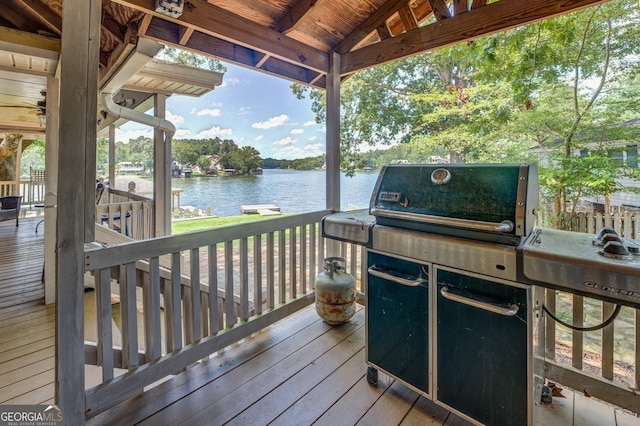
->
367;366;378;386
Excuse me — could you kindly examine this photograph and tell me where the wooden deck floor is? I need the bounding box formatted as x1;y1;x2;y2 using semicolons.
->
0;218;45;311
1;219;639;425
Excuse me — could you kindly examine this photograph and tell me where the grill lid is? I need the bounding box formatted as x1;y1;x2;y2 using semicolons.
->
370;163;539;244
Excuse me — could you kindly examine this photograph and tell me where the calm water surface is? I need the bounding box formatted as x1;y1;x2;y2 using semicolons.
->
173;169;379;217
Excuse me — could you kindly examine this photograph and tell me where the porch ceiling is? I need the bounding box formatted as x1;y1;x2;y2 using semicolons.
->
0;0;611;136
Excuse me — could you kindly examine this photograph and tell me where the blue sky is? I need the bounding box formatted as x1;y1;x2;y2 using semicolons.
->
116;62;326;160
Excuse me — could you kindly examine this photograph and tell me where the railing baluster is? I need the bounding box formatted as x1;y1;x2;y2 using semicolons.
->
96;267;114;381
190;248;202;341
120;262;138;369
171;252;183;350
200;292;209;337
634;310;640;389
182;285;193;344
144;257;162;361
208;244;219;334
318;228;325;278
602;301;615;380
267;232;275;310
310;223;317;286
301;225;307;294
163;276;174;354
289;227;297;299
572;294;583;370
225;241;236;327
279;229;286;304
240;237;249;321
349;242;357;277
254;235;263;315
545;289;556;360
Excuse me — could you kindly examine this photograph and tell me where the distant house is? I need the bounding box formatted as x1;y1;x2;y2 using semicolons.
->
116;161;144;174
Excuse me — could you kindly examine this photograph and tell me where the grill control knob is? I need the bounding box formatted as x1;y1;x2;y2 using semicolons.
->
599;241;632;259
627;243;640;255
601;233;623;244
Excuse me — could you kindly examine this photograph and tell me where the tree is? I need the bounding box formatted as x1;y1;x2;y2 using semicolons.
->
159;46;227;73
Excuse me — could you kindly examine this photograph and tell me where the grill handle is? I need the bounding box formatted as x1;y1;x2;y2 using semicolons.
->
440;286;519;316
370;208;514;233
368;266;427;287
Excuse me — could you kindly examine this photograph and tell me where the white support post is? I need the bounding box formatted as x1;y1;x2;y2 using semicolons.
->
109;124;116;192
153;93;170;236
44;75;59;305
326;52;341;212
56;0;101;423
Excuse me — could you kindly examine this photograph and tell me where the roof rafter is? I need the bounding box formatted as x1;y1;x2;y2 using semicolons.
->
342;0;610;75
426;0;452;21
275;0;319;34
332;0;413;54
110;0;328;73
14;0;62;36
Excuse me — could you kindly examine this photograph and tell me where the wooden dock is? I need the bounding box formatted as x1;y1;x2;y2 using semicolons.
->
240;204;281;215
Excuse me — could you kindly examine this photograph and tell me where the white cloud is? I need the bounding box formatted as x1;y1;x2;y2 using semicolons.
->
195;126;233;139
252;114;289;129
304;120;316;126
304;143;324;152
238;106;252;115
308;136;318;141
174;128;192;139
273;136;296;146
291;128;304;135
255;135;264;141
166;111;184;125
197;108;222;117
318;126;326;133
273;145;305;159
115;128;153;143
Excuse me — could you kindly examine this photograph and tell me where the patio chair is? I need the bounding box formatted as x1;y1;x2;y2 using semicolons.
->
0;195;22;226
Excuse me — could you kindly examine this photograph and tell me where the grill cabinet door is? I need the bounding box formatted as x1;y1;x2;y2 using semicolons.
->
367;251;429;393
436;267;528;426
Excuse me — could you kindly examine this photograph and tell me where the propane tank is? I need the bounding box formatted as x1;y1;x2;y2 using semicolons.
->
315;257;357;325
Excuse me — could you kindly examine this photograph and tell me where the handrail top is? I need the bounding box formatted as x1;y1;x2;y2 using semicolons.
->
85;209;332;271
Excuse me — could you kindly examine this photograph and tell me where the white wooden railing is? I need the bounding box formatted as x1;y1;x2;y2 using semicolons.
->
95;188;155;240
82;210;330;419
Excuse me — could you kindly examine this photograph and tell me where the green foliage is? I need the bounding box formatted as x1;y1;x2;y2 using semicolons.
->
160;46;227;73
262;155;325;170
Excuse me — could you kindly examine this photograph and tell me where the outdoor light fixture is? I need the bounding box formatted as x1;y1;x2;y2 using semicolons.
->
37;112;46;125
155;0;183;17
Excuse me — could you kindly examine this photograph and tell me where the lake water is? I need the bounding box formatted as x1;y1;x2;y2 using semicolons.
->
173;169;380;217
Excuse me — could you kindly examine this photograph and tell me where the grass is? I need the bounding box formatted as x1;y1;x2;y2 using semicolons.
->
171;214;287;234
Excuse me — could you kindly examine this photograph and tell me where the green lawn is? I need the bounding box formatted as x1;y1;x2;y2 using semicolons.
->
171;214;285;234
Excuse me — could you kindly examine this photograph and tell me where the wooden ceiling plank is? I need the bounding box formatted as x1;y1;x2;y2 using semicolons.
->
398;5;419;31
275;0;319;34
342;0;610;75
110;0;327;73
178;26;194;46
332;0;410;54
15;0;62;36
426;0;452;21
1;5;40;35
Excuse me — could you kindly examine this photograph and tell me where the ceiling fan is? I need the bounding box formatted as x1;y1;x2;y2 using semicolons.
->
0;90;47;123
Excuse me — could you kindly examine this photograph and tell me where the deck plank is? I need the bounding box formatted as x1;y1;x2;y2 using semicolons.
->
401;396;452;425
358;379;421;425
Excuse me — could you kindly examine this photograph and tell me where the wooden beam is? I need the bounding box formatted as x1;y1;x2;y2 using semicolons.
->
275;0;318;34
15;0;63;36
471;0;488;9
101;11;126;42
376;22;392;41
110;0;328;73
426;0;452;20
398;5;418;31
453;0;468;15
178;26;193;46
332;0;409;54
57;0;101;422
137;13;153;34
342;0;611;76
98;25;137;89
326;52;340;211
0;25;60;54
